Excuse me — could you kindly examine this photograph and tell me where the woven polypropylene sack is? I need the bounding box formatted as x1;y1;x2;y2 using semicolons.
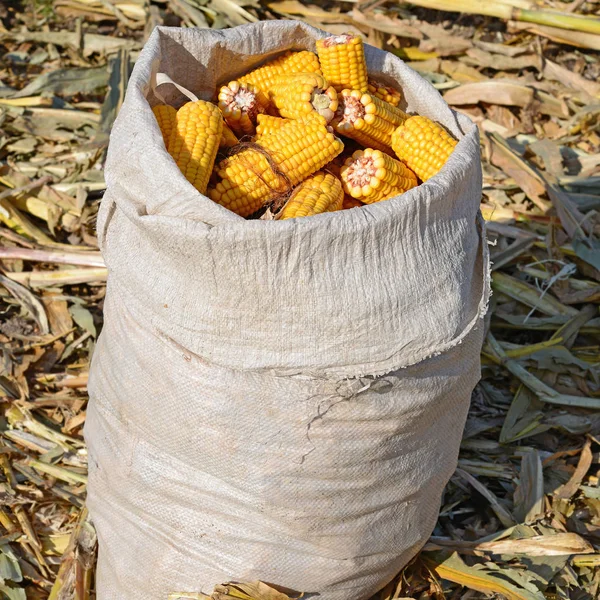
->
85;21;489;600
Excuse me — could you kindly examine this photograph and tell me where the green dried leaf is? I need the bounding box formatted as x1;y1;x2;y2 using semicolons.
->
426;551;546;600
499;385;546;443
0;545;22;584
95;49;131;143
492;272;578;317
0;30;140;56
580;485;600;500
68;303;97;338
482;560;550;593
546;413;594;435
456;468;516;528
546;184;593;242
517;556;570;590
0;585;27;600
573;237;600;272
10;66;110;99
487;332;600;410
527;346;596;375
0;274;49;335
513;450;544;523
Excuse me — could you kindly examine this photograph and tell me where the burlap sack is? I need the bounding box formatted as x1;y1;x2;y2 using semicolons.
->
85;20;489;600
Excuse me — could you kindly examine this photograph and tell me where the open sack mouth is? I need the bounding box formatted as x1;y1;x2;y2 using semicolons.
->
148;30;460;221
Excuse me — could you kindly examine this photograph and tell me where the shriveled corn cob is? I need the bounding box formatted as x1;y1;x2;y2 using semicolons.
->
209;115;344;218
342;195;364;209
220;123;239;149
332;89;408;153
218;81;269;137
340;148;417;204
153;105;176;147
316;34;368;93
238;51;322;96
367;78;402;107
255;114;291;139
168;100;223;196
280;172;343;219
269;73;338;122
391;116;458;182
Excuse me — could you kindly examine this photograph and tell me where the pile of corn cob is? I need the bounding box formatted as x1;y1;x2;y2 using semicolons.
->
152;34;459;220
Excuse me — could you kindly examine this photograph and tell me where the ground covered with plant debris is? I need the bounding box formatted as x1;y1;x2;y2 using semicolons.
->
1;0;599;598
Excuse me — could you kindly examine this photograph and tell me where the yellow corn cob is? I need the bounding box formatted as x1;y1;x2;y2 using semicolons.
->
220;123;239;149
209;115;344;218
391;116;458;182
218;81;269;137
332;89;408;153
269;73;338;122
280;172;343;219
342;195;364;209
255;114;291;139
340;148;418;204
168;100;223;196
367;78;402;107
238;51;322;96
152;105;176;147
316;34;368;93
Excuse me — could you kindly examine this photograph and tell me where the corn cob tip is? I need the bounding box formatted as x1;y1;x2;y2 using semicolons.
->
332;89;408;154
341;149;380;195
269;73;338;123
333;90;366;131
319;33;362;48
367;78;402;107
218;80;269;136
310;85;338;122
316;33;368;93
340;148;417;204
